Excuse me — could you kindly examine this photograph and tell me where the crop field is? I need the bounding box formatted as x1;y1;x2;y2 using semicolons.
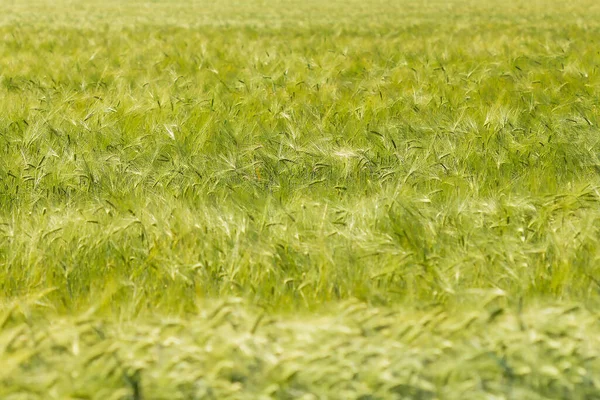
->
2;0;600;398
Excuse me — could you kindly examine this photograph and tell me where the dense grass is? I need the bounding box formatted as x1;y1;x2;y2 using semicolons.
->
2;0;600;398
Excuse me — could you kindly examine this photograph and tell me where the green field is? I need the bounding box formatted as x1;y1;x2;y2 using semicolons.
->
2;0;600;398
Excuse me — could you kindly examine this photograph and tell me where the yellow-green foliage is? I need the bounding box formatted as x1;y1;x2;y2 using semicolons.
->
1;0;600;398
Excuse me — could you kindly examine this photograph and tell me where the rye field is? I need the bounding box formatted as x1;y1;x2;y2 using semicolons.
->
2;0;600;398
